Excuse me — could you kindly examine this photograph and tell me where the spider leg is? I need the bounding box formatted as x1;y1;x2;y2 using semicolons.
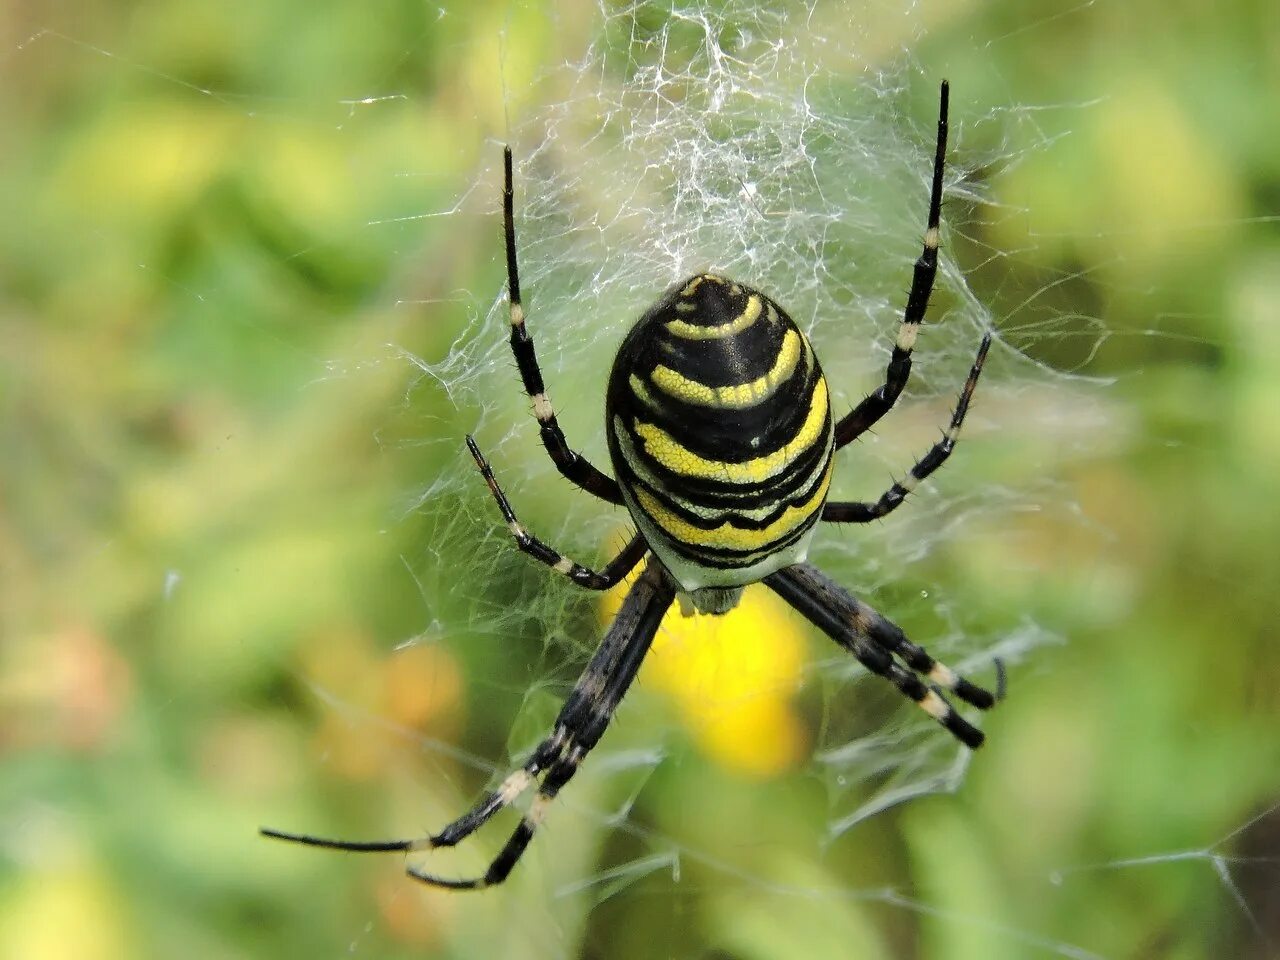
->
410;561;676;890
834;80;950;451
765;563;996;747
261;562;676;891
503;146;624;505
823;333;990;522
467;435;648;589
259;752;551;854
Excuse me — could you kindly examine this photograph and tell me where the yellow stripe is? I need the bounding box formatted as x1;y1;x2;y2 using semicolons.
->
680;276;708;297
650;329;803;409
628;374;663;411
635;459;832;552
630;377;829;484
613;418;830;522
666;293;762;341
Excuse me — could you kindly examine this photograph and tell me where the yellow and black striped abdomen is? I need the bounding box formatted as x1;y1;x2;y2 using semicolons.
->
606;274;834;592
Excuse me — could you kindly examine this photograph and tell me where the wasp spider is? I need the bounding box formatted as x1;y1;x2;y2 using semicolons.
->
263;81;999;890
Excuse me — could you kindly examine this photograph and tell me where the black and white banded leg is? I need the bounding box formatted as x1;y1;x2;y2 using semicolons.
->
824;332;990;523
834;80;951;451
765;563;997;747
261;562;677;890
503;146;623;505
466;434;648;590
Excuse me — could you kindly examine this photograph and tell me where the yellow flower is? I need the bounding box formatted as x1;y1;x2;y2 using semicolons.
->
600;561;809;778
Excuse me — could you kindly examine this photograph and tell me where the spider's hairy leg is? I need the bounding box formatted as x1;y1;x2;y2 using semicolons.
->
824;332;991;523
795;559;997;709
409;562;677;890
465;435;648;589
259;756;546;855
834;80;950;450
765;563;997;747
262;727;569;860
260;563;676;890
502;146;623;505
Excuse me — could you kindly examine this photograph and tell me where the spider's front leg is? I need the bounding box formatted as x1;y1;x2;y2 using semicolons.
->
466;434;648;590
261;562;677;890
824;333;990;523
502;147;624;505
834;80;951;451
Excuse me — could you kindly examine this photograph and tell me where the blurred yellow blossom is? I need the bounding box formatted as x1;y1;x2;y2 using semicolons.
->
600;559;809;778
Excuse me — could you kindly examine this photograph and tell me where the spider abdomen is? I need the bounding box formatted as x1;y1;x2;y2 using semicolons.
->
605;274;835;592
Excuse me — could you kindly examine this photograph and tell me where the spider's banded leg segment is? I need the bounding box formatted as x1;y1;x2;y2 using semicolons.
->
260;564;676;889
765;564;993;747
409;752;578;890
258;728;560;856
466;435;648;589
824;333;990;523
502;146;623;505
258;829;424;854
770;563;997;710
409;562;677;890
834;80;950;451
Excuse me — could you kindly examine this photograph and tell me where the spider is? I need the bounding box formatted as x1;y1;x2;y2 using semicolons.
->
263;80;999;890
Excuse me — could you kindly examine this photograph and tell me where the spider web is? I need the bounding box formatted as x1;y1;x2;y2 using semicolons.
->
396;0;1081;842
6;1;1277;959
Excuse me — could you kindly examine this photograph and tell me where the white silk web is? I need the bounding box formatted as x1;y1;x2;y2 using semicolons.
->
401;0;1068;832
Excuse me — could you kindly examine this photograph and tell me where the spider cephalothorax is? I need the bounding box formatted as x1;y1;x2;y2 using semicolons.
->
264;80;1001;891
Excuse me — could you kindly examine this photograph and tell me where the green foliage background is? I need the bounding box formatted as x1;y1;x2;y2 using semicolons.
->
2;1;1278;958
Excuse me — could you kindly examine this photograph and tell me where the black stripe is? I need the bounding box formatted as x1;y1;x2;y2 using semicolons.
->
482;818;536;886
503;147;521;306
509;324;546;398
622;278;797;385
621;348;821;464
623;451;831;533
649;509;822;569
644;312;789;387
611;407;833;504
642;274;749;330
627;345;813;427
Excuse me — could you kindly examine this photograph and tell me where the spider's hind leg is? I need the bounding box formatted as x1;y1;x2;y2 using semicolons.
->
765;563;998;747
262;562;678;891
409;561;677;889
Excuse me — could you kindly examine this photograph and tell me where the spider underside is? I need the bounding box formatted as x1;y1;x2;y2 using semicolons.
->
263;80;1000;891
